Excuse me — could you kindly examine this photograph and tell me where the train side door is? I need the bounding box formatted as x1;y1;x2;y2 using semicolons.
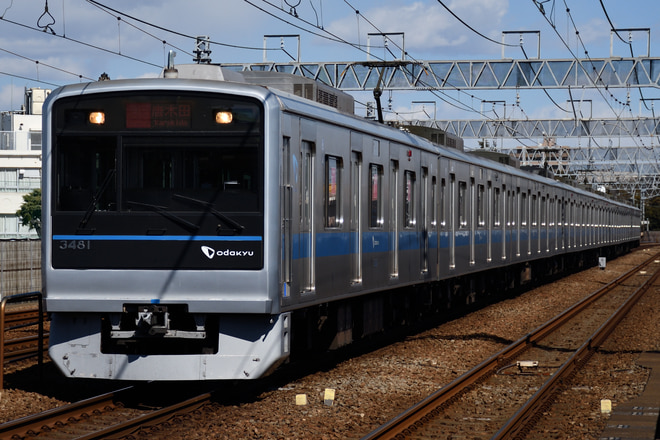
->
449;173;456;270
389;159;399;278
421;167;429;274
350;150;362;285
281;136;292;298
300;141;315;293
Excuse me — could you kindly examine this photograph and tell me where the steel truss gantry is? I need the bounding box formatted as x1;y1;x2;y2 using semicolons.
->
410;117;660;140
219;58;660;200
220;57;660;90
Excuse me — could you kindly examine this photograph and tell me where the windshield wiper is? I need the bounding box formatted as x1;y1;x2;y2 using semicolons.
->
126;200;199;233
172;193;245;234
78;169;116;233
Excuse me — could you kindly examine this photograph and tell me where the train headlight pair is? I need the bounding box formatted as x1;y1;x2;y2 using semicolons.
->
89;110;234;125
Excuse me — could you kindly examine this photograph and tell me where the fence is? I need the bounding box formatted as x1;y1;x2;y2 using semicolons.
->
0;240;41;298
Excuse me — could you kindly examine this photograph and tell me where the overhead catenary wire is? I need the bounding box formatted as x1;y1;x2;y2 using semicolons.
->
0;14;163;69
0;46;94;81
87;0;280;53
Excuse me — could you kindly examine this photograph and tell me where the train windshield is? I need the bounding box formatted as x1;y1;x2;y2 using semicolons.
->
50;90;265;270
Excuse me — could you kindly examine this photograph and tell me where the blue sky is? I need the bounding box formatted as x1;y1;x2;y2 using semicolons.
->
1;0;659;148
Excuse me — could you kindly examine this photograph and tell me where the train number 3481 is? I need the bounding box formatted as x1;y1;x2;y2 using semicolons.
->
59;240;91;250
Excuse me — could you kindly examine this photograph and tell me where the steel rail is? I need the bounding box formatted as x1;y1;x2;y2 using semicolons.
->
3;334;49;362
3;309;43;328
361;251;660;439
0;292;43;389
0;387;133;439
492;262;660;439
74;391;213;440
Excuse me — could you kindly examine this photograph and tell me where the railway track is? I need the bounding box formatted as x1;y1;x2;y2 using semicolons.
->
0;384;214;440
3;309;45;329
2;308;48;363
362;251;660;440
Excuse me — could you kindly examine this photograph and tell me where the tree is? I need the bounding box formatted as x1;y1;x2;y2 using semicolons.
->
644;195;660;230
16;188;41;237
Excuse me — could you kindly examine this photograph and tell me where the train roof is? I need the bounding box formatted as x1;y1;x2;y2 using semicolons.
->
46;67;638;212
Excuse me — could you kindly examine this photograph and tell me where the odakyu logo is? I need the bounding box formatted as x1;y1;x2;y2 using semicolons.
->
201;245;254;259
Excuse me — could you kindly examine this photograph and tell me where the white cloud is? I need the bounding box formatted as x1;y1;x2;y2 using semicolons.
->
325;0;509;59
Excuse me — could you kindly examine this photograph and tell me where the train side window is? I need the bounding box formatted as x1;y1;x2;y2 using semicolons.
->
369;164;383;228
458;181;467;228
325;155;342;228
521;192;528;226
404;170;416;228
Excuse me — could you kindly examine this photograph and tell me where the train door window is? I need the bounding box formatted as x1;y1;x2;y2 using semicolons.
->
527;191;532;255
390;160;399;278
431;176;437;228
421;168;429;273
449;174;456;270
469;178;475;265
568;200;572;248
404;170;416;228
584;205;589;245
555;196;560;250
493;187;501;227
325;155;342;228
350;152;362;284
440;178;446;228
521;192;527;226
594;207;598;244
560;199;565;250
501;185;507;261
301;141;315;293
477;184;485;227
281;137;292;296
541;195;547;252
533;193;539;253
548;197;553;252
578;203;583;247
585;205;589;245
599;207;603;244
582;203;586;246
458;181;467;228
515;188;521;257
510;188;516;227
431;175;437;273
369;164;383;228
487;182;492;263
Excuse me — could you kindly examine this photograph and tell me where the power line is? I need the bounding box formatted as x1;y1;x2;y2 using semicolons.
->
0;46;94;81
435;0;517;48
0;71;60;87
0;15;162;69
88;0;283;53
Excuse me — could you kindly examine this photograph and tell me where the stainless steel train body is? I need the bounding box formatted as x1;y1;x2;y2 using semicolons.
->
42;65;641;381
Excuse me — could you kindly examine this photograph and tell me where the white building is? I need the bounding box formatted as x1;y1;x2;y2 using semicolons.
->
0;88;49;238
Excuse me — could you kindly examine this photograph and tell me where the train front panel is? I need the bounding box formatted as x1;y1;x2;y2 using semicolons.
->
42;80;289;380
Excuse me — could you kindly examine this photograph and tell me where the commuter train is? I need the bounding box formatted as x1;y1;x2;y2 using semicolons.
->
41;62;641;381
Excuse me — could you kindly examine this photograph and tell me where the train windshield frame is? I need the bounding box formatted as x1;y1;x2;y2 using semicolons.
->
49;90;265;270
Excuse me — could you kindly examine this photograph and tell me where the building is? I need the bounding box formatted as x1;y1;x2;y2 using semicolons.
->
0;88;49;238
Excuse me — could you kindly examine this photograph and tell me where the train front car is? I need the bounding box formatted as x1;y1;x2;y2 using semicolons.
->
42;79;288;380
